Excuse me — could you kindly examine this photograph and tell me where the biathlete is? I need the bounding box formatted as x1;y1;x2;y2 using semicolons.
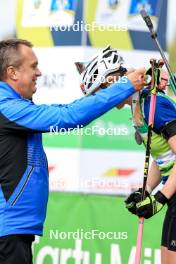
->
78;46;176;264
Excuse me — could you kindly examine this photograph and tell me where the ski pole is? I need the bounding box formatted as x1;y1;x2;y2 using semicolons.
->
135;59;163;264
140;9;176;95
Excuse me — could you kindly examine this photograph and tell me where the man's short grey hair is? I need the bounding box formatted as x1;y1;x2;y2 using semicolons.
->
0;38;33;81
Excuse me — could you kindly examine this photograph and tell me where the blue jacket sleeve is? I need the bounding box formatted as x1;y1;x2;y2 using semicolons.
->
0;79;135;132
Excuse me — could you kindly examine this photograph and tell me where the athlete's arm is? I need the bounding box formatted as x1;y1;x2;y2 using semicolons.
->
168;135;176;152
146;160;161;193
161;137;176;199
161;163;176;198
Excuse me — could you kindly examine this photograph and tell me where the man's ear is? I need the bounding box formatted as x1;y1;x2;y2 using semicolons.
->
75;62;86;74
6;66;18;81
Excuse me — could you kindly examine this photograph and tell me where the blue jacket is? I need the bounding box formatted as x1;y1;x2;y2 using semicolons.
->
0;80;134;236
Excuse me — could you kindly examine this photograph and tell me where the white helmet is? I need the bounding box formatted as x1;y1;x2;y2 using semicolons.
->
79;46;126;95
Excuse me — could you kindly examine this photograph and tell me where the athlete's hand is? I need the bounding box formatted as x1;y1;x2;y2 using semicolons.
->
136;191;168;219
125;188;149;215
127;68;145;91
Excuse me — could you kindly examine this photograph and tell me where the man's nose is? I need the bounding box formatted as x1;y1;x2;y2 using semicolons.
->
36;68;42;77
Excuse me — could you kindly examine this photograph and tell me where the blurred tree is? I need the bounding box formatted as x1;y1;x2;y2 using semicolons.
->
167;33;176;98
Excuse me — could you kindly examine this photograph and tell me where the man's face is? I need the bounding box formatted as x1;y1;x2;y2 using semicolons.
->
15;45;41;99
158;70;169;91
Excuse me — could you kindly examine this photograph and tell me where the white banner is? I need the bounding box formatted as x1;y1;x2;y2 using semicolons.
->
95;0;159;32
22;0;76;27
33;47;83;104
46;147;145;195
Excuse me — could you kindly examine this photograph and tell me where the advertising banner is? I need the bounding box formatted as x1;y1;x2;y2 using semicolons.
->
46;147;145;194
44;106;145;194
33;192;164;264
22;0;77;27
95;0;160;32
33;47;83;104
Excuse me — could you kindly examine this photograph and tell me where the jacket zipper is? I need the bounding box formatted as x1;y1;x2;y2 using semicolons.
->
11;166;34;206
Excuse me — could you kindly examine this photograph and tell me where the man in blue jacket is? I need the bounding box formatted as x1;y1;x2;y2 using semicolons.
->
0;39;144;264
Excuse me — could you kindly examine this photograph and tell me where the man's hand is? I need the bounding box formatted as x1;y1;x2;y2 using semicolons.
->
127;68;145;91
125;188;149;215
136;191;168;219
